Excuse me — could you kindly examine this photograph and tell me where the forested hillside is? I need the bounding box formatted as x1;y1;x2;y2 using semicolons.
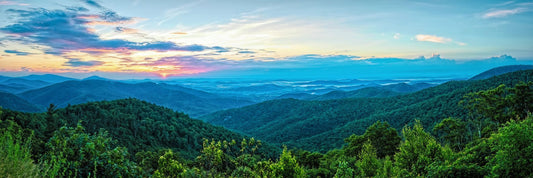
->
0;91;42;112
2;81;532;177
469;64;533;80
202;70;533;152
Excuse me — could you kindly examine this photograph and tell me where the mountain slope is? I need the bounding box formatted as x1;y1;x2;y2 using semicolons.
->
201;70;533;152
469;65;533;80
0;91;43;112
0;78;51;93
19;80;253;117
0;75;12;82
0;98;279;160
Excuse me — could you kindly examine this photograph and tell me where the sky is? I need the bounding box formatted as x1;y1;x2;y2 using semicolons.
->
0;0;532;79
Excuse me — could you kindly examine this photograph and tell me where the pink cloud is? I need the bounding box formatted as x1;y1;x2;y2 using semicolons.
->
415;34;452;43
0;1;29;6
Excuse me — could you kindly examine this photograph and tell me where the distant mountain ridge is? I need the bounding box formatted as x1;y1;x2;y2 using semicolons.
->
19;79;254;117
0;74;76;94
276;82;436;100
0;78;51;93
469;65;533;80
308;82;436;100
19;74;75;83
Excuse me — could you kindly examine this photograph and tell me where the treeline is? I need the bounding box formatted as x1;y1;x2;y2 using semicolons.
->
1;81;532;177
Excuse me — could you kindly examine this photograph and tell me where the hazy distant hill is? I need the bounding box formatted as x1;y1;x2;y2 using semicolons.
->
310;87;402;100
0;84;29;94
201;70;533;152
469;65;533;80
19;80;253;117
276;92;315;100
228;84;286;92
283;82;436;101
20;74;75;83
0;78;51;93
0;76;12;82
0;91;42;112
83;75;109;81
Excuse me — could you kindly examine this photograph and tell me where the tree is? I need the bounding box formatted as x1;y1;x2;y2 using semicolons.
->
196;139;225;174
45;104;61;139
394;121;452;177
356;141;380;177
42;123;140;177
461;82;533;125
334;161;354;178
488;116;533;177
433;117;468;151
270;147;305;178
153;150;186;178
0;122;43;177
364;121;401;158
344;121;401;158
376;156;394;178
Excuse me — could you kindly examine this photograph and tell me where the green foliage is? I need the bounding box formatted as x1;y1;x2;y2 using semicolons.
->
231;166;257;178
376;156;394;178
488;116;533;177
270;147;305;178
56;98;253;160
394;121;451;177
204;69;533;152
356;141;380;177
334;161;354;178
0;121;43;178
344;121;400;159
42;123;140;177
433;117;468;151
461;82;533;124
196;139;225;173
153;150;186;178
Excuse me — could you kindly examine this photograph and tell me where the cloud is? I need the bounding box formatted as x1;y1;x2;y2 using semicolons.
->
115;27;138;34
63;58;105;67
156;1;200;26
393;33;400;39
415;34;452;43
80;0;103;8
415;34;466;45
20;67;32;72
0;7;222;56
0;0;29;6
483;7;526;18
172;32;188;35
238;51;256;54
4;50;30;56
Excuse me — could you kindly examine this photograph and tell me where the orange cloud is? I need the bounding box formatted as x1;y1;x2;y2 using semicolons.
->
172;32;188;35
116;27;138;34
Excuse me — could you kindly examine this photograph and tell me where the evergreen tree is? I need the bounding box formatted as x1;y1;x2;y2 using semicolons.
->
270;147;305;178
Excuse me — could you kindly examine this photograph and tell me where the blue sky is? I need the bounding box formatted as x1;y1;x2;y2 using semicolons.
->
0;0;532;79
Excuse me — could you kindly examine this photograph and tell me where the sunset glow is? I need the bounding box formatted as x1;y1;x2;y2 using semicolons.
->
1;0;532;79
